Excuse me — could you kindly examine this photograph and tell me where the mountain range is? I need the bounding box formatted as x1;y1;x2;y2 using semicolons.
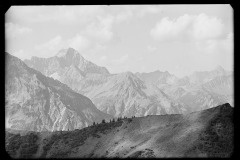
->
136;65;233;112
24;48;109;76
23;48;233;116
5;48;234;158
5;47;233;132
24;48;189;117
5;52;112;132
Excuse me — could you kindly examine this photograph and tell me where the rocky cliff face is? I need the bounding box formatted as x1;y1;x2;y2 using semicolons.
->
24;48;109;78
24;48;187;117
135;70;178;85
202;75;233;96
136;66;233;112
178;74;233;111
5;103;233;158
76;72;187;117
188;65;227;85
23;48;233;116
5;52;112;132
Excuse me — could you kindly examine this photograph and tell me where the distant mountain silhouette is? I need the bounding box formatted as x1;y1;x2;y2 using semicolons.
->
136;65;233;112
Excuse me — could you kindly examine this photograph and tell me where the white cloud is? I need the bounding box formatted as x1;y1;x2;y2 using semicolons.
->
34;35;63;57
32;7;114;56
115;10;133;23
192;13;224;40
223;32;233;53
147;45;157;52
136;56;143;62
196;40;218;54
5;22;32;39
118;54;129;62
100;55;107;61
114;5;162;22
138;5;162;17
53;6;104;25
33;34;93;58
150;15;192;41
150;13;225;42
112;54;129;65
83;15;114;42
196;32;233;55
95;43;106;50
17;6;104;25
67;35;90;52
35;36;62;51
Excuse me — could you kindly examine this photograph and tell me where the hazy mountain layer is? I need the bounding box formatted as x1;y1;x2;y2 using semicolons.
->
24;48;187;117
202;75;233;96
5;53;112;132
136;70;178;85
24;48;109;77
23;48;233;115
179;74;234;111
187;65;227;85
6;103;233;158
76;72;187;117
136;66;233;111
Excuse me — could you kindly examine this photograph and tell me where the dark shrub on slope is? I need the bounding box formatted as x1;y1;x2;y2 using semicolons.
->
41;120;124;158
6;132;39;158
185;103;233;157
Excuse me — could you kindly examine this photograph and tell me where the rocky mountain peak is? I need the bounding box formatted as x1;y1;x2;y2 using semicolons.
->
24;48;109;76
122;71;135;77
152;70;161;74
56;48;86;67
6;53;112;132
56;48;81;59
117;72;143;85
164;71;170;74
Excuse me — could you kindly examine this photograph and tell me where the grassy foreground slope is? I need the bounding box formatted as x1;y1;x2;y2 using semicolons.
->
5;103;233;158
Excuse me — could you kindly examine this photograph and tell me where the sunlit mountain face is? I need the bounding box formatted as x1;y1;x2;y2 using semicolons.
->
24;48;109;76
23;48;189;117
135;65;233;112
23;48;233;117
5;52;112;132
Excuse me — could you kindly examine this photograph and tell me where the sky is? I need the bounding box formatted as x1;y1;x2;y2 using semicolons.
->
5;5;233;77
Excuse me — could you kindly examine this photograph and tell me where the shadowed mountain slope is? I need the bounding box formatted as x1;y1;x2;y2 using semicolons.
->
5;103;233;158
5;52;112;132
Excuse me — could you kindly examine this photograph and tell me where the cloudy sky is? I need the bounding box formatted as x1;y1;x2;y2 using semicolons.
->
5;5;233;77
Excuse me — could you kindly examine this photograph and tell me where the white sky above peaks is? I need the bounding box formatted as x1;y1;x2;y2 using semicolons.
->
5;5;233;77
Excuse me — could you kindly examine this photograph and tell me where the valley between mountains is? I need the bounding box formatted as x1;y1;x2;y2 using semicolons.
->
24;48;233;117
5;48;234;158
